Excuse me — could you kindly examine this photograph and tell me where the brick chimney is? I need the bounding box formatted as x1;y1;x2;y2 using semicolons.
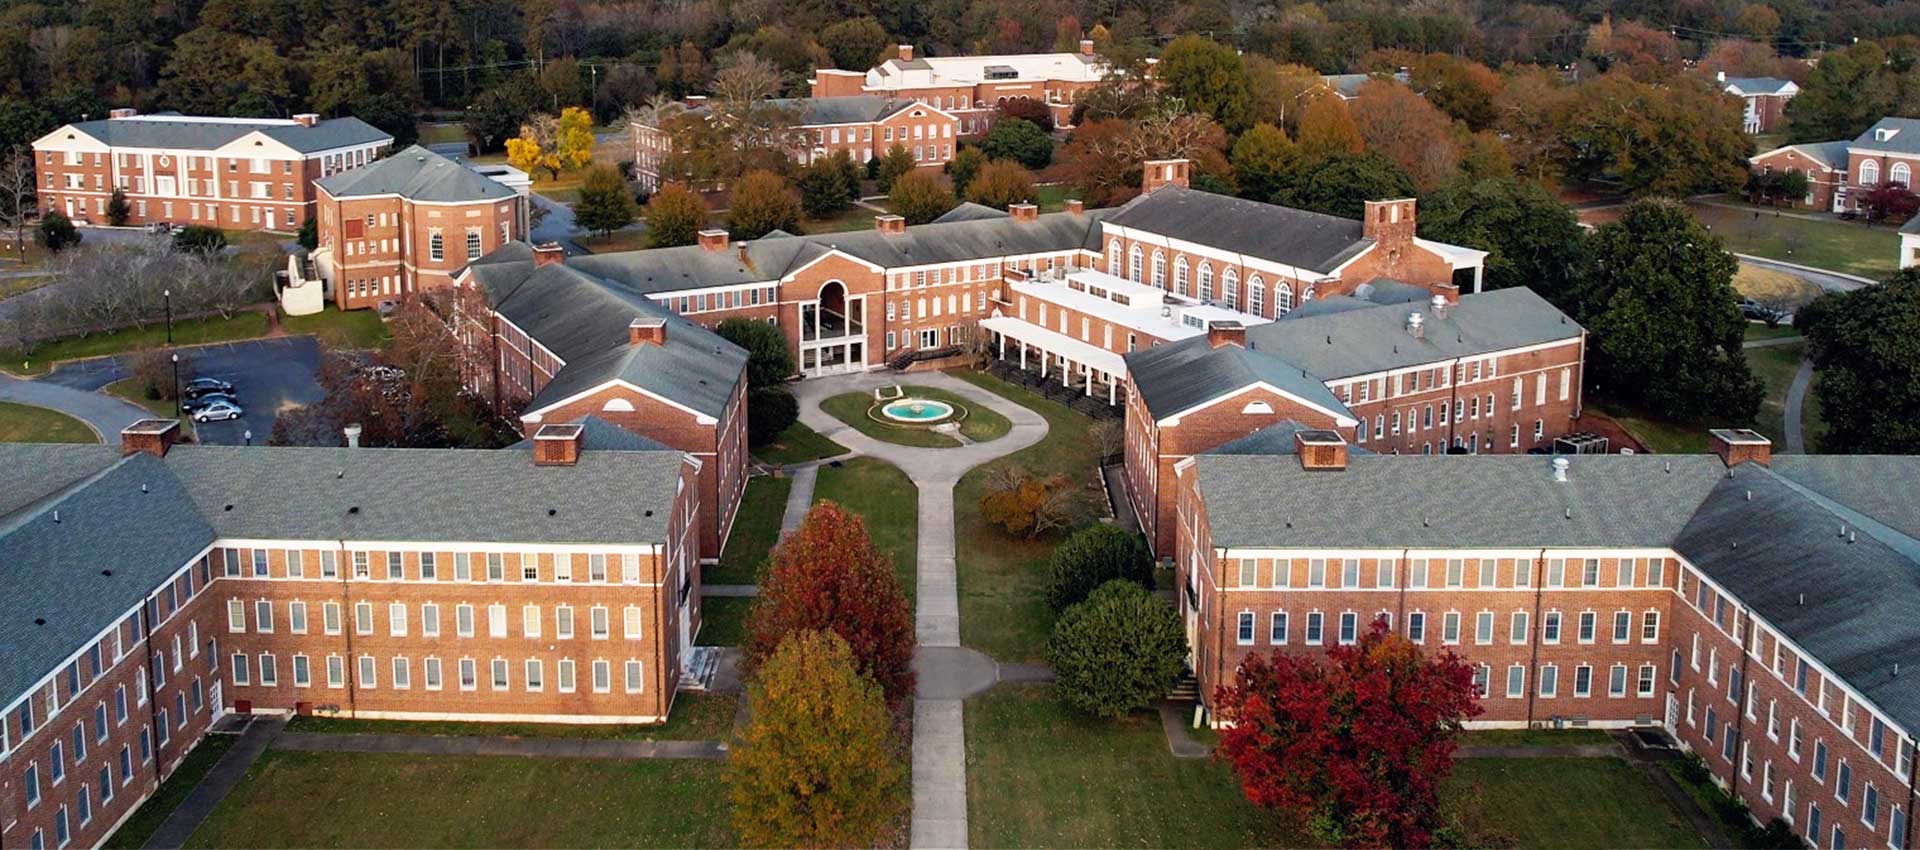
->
1063;198;1084;215
108;107;138;120
1361;198;1417;251
120;419;181;457
1709;428;1772;468
532;242;566;267
1079;39;1095;55
533;423;584;466
898;44;915;62
291;113;320;128
698;229;730;252
1294;429;1349;471
875;214;906;235
1206;320;1245;349
1141;158;1190;194
629;316;667;346
1008;203;1038;222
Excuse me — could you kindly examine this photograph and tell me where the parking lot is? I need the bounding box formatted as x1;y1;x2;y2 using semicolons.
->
40;336;324;445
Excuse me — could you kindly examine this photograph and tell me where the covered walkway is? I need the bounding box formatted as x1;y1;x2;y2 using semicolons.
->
977;316;1129;405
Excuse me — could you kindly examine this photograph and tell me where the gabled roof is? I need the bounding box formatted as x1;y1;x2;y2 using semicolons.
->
41;115;390;154
934;202;1012;223
1754;140;1851;171
1254;286;1581;380
1124;338;1356;424
1723;77;1797;96
317;145;518;202
769;95;941;126
1851;117;1920;155
507;416;672;453
1102;186;1375;274
1205;420;1374;457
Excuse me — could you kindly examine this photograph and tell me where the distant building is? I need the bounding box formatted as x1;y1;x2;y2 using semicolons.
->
811;42;1119;132
1719;73;1799;134
1752;117;1920;213
632;96;959;191
312;144;530;311
31;109;391;231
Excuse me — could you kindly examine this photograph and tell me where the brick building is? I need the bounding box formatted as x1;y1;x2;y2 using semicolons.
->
632;96;959;191
1176;429;1918;850
1720;74;1799;134
312;145;531;310
1752;117;1920;212
0;420;704;850
811;41;1119;131
31;110;391;231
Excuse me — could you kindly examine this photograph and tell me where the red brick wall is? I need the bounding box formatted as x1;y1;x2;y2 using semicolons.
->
1751;147;1842;211
321;192;523;311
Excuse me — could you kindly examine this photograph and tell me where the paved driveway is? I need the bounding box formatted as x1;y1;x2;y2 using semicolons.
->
41;336;324;445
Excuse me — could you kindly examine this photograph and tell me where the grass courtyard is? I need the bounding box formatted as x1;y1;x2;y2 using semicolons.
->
1604;324;1825;455
102;734;235;849
708;475;792;585
819;384;1012;447
949;370;1104;663
282;692;736;742
0;312;270;376
812;456;918;597
696;595;751;647
1689;200;1898;280
184;751;734;848
967;684;1710;850
0;401;96;443
750;420;846;466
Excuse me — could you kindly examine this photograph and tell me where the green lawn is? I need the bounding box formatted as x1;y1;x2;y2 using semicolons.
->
102;378;196;440
102;733;236;848
1459;728;1614;748
185;751;733;848
280;307;389;349
1689;201;1898;280
284;692;736;742
751;420;847;466
1033;183;1080;213
697;596;751;646
708;475;793;585
800;204;889;234
1598;402;1713;455
0;401;96;443
1450;758;1708;850
416;123;468;146
575;228;652;254
813;457;918;597
1743;322;1802;342
949;370;1104;662
968;685;1710;850
819;385;1011;448
1;312;270;376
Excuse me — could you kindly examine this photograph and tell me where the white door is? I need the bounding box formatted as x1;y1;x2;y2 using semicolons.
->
1664;692;1679;730
679;598;692;668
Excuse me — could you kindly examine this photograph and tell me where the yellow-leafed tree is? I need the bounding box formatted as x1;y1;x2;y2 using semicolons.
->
554;106;595;171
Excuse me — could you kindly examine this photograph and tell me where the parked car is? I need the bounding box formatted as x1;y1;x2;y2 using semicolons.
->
190;399;244;422
1738;299;1790;326
182;392;239;414
182;377;235;399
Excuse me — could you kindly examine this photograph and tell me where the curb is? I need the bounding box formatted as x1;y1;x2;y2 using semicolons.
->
1733;253;1876;285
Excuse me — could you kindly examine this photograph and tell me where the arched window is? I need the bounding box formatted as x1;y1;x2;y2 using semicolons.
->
1150;250;1166;288
1197;263;1213;301
1107;240;1121;276
1173;257;1189;296
1302;284;1316;302
1862;159;1880;186
1128;245;1143;283
1247;275;1264;316
1893;162;1912;187
1223;270;1239;309
1276;282;1294;315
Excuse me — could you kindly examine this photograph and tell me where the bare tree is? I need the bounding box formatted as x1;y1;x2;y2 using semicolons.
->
0;147;37;261
1089;419;1124;462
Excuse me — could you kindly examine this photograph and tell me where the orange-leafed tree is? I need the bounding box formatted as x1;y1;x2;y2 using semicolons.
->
977;464;1080;538
1215;619;1483;849
727;629;907;848
743;501;916;709
1294;94;1364;161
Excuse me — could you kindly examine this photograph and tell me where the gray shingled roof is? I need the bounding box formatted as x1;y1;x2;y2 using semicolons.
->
1102;187;1375;274
1674;464;1920;734
1788;140;1851;170
767;96;916;125
1205;420;1375;457
507;416;671;452
1723;77;1795;96
1851;117;1920;155
935;202;1011;223
53;116;390;154
0;439;689;707
476;261;748;418
1256;286;1582;380
318;145;517;202
1124;338;1356;422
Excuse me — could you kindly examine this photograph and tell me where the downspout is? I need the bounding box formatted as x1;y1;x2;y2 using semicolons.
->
140;596;165;782
1394;548;1409;625
489;311;503;415
337;540;357;718
1729;607;1755;798
654;541;668;714
1525;549;1547;728
1445;356;1463;449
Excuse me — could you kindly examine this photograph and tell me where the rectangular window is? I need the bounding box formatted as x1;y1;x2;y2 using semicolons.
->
523;604;542;639
491;659;509;691
1539;665;1559;698
1609;664;1628;697
558;659;576;692
231;653;250;686
226;599;245;632
1574;665;1593;697
420;553;436;580
422;604;440;637
591;607;610;639
592;660;611;693
459;658;477;691
1543;612;1561;643
1510;611;1529;645
292;654;310;687
1578;612;1596;643
1506;665;1526;698
391;657;410;689
1407;612;1425;643
1613;611;1631;643
1475;611;1494;644
327;656;345;688
1236;612;1254;645
424;658;442;690
624;606;642;639
1338;612;1358;644
1305;612;1324;645
358;656;376;689
1442;612;1461;644
625;660;644;693
1269;612;1288;644
258;653;277;686
525;659;544;691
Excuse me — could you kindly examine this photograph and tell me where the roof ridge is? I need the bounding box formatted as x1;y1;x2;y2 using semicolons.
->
1759;465;1920;567
0;452;143;537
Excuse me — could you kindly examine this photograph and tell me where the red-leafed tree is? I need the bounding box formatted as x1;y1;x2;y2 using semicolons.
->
1214;619;1483;849
743;501;916;710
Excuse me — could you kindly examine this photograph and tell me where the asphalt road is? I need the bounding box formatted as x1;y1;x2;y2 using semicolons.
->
40;336;323;445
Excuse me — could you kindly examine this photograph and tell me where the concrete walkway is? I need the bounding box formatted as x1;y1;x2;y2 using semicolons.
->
1784;357;1814;454
0;371;152;441
143;715;288;850
701;584;759;597
1157;703;1211;759
779;463;819;539
273;730;726;761
789;370;1050;850
1455;743;1622;758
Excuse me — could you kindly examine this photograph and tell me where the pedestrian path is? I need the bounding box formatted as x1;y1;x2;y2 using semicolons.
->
779;463;818;539
143;715;288;850
272;730;726;761
788;371;1051;850
1784;357;1814;454
701;584;759;597
0;371;151;440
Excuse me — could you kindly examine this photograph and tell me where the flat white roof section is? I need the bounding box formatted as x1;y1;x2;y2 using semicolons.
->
1009;269;1272;342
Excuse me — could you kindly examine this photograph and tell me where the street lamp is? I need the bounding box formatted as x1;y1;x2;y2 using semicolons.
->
243;429;252;446
163;289;173;345
170;353;180;418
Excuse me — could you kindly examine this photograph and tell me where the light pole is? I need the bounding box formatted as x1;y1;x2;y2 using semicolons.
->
163;289;173;345
170;353;180;418
243;429;252;446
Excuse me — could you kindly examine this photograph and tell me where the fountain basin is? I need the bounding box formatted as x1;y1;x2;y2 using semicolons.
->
879;398;956;423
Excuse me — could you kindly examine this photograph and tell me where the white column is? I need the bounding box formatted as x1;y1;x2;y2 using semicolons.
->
1109;378;1116;405
1019;343;1026;370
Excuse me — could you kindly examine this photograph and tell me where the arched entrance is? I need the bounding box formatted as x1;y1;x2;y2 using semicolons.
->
800;279;866;377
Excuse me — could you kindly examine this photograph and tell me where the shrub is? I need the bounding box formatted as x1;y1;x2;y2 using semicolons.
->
796;155;855;219
297;216;318;250
1044;523;1154;610
746;386;799;447
172;225;227;255
745;501;916;709
978;464;1081;538
727;630;906;849
36;211;79;252
1047;580;1186;717
131;348;193;402
106;188;131;226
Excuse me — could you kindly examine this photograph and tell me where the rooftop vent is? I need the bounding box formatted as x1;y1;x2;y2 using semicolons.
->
1551;456;1570;482
1429;293;1449;320
1406;311;1425;339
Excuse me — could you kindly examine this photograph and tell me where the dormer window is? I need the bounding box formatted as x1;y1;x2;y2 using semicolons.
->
1878;127;1900;142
